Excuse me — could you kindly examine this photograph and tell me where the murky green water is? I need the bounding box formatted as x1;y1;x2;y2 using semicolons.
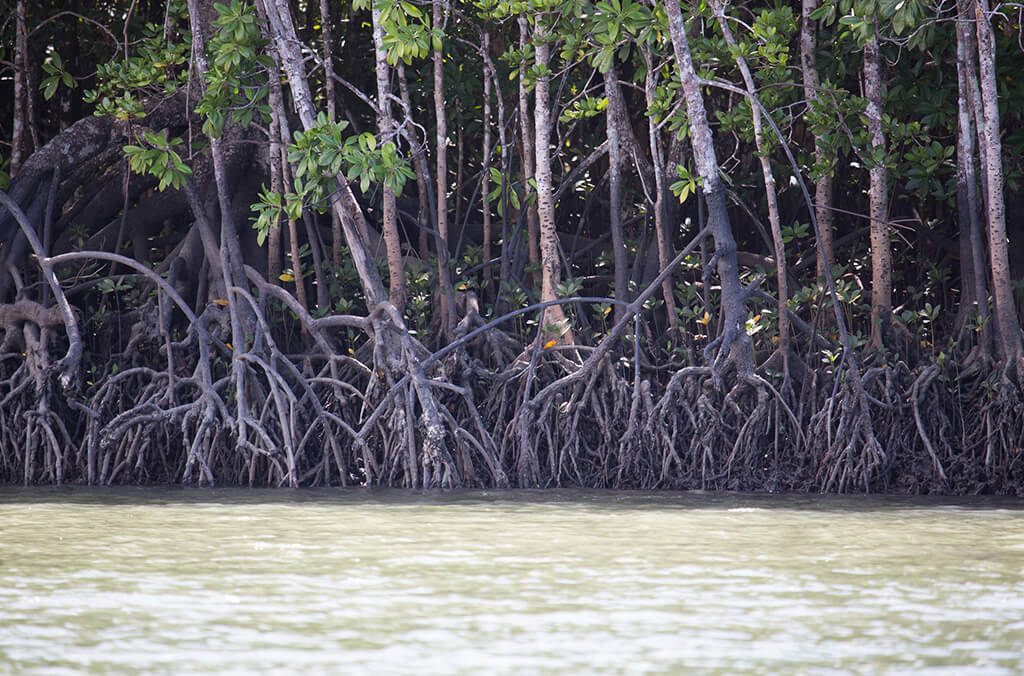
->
1;489;1023;675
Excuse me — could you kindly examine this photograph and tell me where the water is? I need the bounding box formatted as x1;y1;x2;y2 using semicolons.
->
1;489;1023;675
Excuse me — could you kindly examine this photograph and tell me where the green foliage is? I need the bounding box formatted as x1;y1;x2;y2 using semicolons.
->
588;0;651;72
376;0;434;66
123;130;193;191
84;5;190;119
11;0;1024;380
781;222;809;244
670;165;701;204
559;96;607;122
555;277;583;298
40;51;75;101
903;141;955;202
195;0;273;136
486;168;535;218
251;112;415;245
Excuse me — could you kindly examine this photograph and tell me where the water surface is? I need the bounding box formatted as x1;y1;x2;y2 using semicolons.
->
1;489;1023;674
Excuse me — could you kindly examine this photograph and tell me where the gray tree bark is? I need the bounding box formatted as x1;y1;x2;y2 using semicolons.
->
482;32;494;299
664;0;751;373
603;65;629;326
801;0;835;279
641;46;679;335
975;0;1023;361
397;62;432;260
260;0;387;306
711;0;790;366
434;0;457;338
954;1;990;350
11;0;29;178
864;23;893;349
519;17;541;289
318;0;344;269
372;4;407;312
534;38;573;342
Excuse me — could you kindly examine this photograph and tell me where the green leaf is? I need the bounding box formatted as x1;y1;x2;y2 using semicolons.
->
42;77;59;100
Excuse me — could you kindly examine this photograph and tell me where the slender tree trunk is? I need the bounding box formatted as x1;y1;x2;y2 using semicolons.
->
372;5;407;312
519;17;541;289
955;3;990;350
864;24;893;349
286;213;309;312
533;39;573;342
665;0;751;372
641;47;679;334
801;0;835;280
260;0;387;306
711;0;790;364
975;0;1023;361
319;0;336;122
397;62;432;260
267;103;284;283
962;8;989;209
11;0;29;178
455;117;464;238
187;0;253;454
482;43;512;311
186;0;247;299
434;0;457;338
603;65;630;326
268;81;309;312
318;0;344;269
482;32;494;299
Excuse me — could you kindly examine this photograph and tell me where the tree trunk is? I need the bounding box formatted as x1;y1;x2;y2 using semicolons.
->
186;0;247;290
434;0;457;338
482;32;494;300
962;7;989;210
455;117;464;240
286;212;309;311
482;43;512;312
519;17;541;290
711;0;790;365
372;4;407;312
801;0;835;279
641;47;679;335
397;62;432;261
975;0;1023;361
864;24;893;349
260;0;387;306
319;0;336;122
11;0;29;178
603;65;630;326
267;76;285;283
665;0;751;373
955;3;990;350
318;0;344;270
533;39;573;342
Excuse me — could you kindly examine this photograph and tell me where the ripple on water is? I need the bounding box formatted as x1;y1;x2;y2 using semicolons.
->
1;489;1023;675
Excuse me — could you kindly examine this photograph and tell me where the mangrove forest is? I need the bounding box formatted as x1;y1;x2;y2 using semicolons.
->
1;0;1023;492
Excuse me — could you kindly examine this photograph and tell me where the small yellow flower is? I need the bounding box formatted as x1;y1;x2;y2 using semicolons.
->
697;312;711;326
